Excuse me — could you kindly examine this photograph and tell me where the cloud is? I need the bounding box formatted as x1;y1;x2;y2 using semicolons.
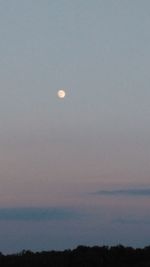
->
114;217;150;225
95;188;150;197
0;207;79;221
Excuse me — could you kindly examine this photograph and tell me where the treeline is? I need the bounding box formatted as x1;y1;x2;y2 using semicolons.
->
0;245;150;266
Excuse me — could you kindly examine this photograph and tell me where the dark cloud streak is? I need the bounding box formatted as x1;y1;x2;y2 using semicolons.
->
95;188;150;197
0;207;79;221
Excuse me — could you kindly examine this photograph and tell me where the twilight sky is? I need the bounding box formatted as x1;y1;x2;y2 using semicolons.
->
0;0;150;253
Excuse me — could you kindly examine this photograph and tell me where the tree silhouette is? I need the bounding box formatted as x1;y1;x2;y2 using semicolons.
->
0;245;150;266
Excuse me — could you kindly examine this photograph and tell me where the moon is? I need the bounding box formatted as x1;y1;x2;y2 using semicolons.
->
57;90;66;99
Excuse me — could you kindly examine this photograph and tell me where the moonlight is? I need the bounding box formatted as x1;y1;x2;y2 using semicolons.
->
57;90;66;99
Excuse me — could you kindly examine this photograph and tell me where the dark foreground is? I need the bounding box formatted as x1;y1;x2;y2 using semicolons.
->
0;245;150;266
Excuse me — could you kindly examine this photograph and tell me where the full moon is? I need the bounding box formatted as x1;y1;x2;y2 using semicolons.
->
57;90;66;99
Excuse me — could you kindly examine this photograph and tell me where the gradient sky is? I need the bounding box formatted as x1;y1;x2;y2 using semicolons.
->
0;0;150;253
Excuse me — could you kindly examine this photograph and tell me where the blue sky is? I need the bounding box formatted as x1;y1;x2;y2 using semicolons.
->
0;0;150;253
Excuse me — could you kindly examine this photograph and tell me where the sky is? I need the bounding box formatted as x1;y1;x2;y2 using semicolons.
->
0;0;150;253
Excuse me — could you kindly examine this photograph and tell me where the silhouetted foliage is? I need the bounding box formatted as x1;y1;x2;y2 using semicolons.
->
0;245;150;266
